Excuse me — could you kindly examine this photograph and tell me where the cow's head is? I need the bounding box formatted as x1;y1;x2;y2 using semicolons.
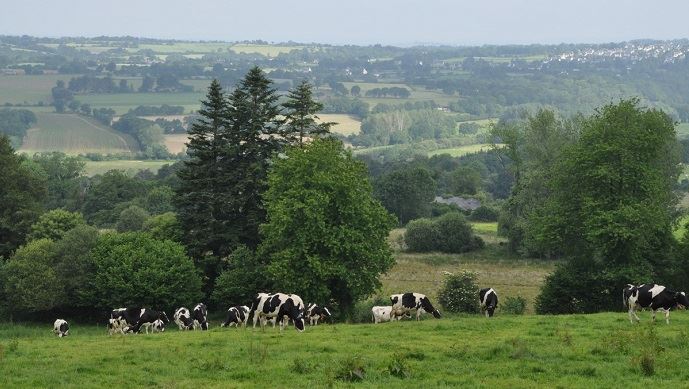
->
290;302;305;332
159;311;170;324
675;292;689;309
321;307;332;321
432;309;441;319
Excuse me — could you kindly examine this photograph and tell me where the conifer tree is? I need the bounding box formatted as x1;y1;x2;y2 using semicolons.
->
282;80;333;146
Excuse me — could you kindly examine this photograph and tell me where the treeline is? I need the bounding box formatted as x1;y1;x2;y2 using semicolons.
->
353;109;457;147
128;105;184;116
365;87;411;98
0;109;36;144
112;115;170;159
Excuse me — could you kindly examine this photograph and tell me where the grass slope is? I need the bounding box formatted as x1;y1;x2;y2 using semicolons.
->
19;113;139;155
1;313;686;387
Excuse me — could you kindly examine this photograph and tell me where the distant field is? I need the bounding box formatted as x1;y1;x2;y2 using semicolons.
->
427;143;495;157
230;44;303;56
676;123;689;139
163;134;189;154
83;160;173;176
78;92;204;114
18;113;139;155
0;74;65;104
317;114;361;135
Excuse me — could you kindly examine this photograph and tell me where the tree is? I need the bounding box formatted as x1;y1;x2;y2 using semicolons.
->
116;205;150;232
350;85;361;97
176;79;230;258
143;212;183;243
28;209;86;241
31;152;85;210
211;245;270;308
449;166;482;195
53;225;100;310
0;136;46;258
374;167;436;225
259;138;396;317
81;170;144;227
139;75;155;92
85;232;202;311
535;100;681;313
282;80;334;146
0;239;64;314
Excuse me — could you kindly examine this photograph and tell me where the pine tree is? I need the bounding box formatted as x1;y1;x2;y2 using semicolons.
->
282;80;334;146
219;66;283;249
176;79;231;258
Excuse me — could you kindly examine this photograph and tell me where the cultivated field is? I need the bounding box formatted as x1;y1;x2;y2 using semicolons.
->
317;114;361;135
18;113;139;155
0;74;65;104
1;313;685;387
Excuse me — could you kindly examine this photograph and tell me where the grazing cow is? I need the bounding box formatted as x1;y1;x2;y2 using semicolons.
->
150;319;165;333
53;319;70;337
108;308;128;335
221;305;250;328
623;284;636;309
192;303;209;330
112;308;169;334
306;303;332;326
627;284;689;324
174;307;194;330
250;292;305;332
371;306;408;324
479;288;498;318
390;293;441;320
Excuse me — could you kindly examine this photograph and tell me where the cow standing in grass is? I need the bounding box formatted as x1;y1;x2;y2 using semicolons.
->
626;284;689;324
306;304;332;326
390;293;441;320
192;303;209;330
479;288;498;318
221;305;251;328
53;319;69;337
250;292;305;332
173;307;194;330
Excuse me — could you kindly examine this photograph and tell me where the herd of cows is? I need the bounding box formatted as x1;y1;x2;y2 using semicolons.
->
50;283;688;337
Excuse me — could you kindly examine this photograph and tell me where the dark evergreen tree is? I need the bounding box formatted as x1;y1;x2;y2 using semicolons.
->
282;80;333;146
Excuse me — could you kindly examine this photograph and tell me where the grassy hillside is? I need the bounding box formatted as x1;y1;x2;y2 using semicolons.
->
1;313;686;387
18;113;139;155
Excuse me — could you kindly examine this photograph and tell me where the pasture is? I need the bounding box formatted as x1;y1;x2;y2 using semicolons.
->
0;74;65;104
18;113;139;155
317;113;361;135
1;313;687;387
427;143;495;157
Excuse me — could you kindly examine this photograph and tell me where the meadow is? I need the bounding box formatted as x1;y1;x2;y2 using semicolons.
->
18;113;139;155
1;312;686;388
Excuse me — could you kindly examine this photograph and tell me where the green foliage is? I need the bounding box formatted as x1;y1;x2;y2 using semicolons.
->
282;80;332;146
28;209;86;241
260;138;396;315
502;296;527;315
212;246;270;308
81;170;145;227
31;152;85;210
388;354;412;379
142;212;182;242
52;225;99;309
335;356;366;382
86;232;202;310
0;135;46;258
142;186;175;215
449;166;482;195
116;205;150;232
405;213;483;253
437;271;480;313
0;239;63;313
351;295;389;323
0;109;36;143
374;167;436;225
470;205;499;222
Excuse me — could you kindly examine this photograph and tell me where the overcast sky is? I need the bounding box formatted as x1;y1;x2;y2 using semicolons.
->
2;0;688;46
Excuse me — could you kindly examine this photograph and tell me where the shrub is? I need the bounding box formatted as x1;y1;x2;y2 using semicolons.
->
470;205;499;222
335;356;366;382
437;271;480;313
86;232;202;311
503;296;527;315
116;205;150;232
405;213;484;254
405;218;440;252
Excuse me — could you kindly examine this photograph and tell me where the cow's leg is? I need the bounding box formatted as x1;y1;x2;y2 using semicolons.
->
416;310;421;321
652;309;657;322
665;309;670;324
485;310;490;318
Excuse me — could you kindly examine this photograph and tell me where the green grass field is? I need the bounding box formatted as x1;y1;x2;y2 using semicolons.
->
18;113;139;155
427;143;495;157
83;160;173;176
1;312;686;387
675;123;689;139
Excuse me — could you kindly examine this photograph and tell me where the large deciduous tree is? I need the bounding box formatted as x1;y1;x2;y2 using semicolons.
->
259;138;396;317
374;167;436;225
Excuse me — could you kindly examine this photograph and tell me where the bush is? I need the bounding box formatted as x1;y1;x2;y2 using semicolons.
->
116;205;150;232
212;246;271;309
405;213;484;253
86;232;202;311
405;218;440;252
470;205;499;222
437;271;480;313
503;296;527;315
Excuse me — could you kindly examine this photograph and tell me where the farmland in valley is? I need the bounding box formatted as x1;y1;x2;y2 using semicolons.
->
18;112;139;155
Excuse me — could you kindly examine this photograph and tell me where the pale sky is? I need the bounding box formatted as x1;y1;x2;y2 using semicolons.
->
1;0;688;46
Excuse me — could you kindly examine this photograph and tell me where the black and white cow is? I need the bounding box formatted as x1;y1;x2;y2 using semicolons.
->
173;307;194;330
623;284;636;309
151;319;165;333
221;305;250;328
306;303;332;326
108;308;128;335
626;284;689;324
53;319;70;337
371;306;410;323
390;293;441;320
250;292;305;332
112;308;170;334
192;303;209;330
479;288;498;318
